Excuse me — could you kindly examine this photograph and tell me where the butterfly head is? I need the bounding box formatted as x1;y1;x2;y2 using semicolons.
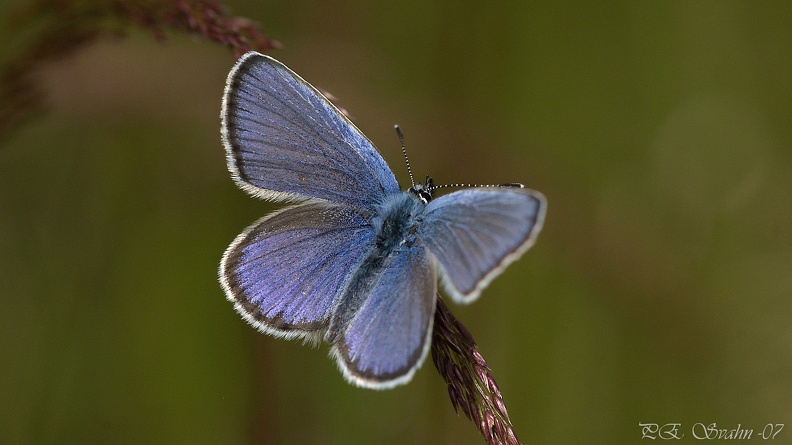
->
408;176;435;204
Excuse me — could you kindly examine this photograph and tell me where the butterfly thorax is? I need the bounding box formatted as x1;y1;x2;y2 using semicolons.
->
325;191;426;343
372;191;426;250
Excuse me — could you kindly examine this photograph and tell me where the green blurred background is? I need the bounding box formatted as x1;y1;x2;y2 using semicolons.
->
2;1;791;444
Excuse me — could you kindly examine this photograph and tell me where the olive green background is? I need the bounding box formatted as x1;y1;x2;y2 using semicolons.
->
2;2;791;444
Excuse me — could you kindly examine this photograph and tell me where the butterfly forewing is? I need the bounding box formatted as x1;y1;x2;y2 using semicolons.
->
418;188;546;304
221;52;400;212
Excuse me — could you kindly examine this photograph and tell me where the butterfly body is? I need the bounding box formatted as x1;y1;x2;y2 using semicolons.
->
326;188;428;343
220;52;546;389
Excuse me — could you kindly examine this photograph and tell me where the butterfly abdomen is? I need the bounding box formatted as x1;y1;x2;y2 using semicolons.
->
324;192;426;342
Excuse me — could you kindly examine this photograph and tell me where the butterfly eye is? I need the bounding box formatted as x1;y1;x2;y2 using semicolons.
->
417;189;432;204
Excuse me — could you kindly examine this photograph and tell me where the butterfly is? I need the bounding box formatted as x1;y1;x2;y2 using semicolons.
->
219;52;546;389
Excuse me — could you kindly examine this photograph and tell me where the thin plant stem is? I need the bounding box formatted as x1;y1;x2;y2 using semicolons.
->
1;0;278;141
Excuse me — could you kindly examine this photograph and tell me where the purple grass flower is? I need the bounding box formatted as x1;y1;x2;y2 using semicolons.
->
432;296;522;445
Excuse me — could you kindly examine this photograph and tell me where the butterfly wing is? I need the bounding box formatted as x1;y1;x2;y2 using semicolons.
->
418;188;546;304
220;202;375;342
221;52;400;212
330;245;436;389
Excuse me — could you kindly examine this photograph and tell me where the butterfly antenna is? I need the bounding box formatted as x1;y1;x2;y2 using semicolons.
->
428;182;525;192
395;125;416;187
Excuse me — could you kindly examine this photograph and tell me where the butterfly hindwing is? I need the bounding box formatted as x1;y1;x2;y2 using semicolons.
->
330;245;436;389
220;202;375;342
417;188;546;304
221;52;400;212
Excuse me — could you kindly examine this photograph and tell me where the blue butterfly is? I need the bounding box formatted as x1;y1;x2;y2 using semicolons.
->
219;52;546;389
